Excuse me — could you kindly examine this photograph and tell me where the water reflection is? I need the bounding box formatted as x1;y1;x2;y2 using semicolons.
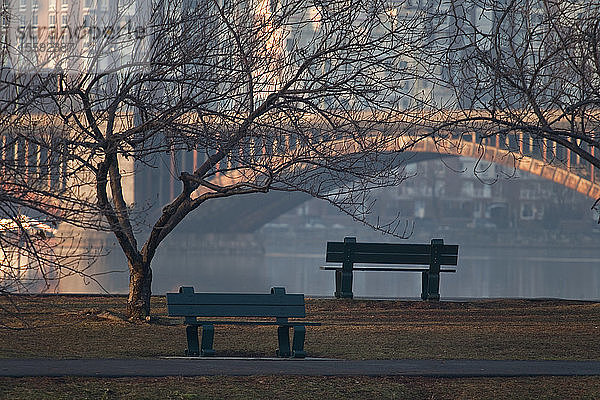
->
57;230;600;300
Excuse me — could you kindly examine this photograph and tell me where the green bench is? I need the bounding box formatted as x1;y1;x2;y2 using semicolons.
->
322;237;459;300
166;286;320;358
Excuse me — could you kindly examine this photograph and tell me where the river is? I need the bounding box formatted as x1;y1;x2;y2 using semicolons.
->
56;229;600;300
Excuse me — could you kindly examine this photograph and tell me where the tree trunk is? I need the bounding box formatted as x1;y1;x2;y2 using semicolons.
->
127;260;153;321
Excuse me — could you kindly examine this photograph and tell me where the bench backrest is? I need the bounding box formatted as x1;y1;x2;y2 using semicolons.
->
326;238;459;266
166;287;306;319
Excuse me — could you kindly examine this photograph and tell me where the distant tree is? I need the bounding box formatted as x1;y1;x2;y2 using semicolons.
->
1;0;437;320
426;0;600;214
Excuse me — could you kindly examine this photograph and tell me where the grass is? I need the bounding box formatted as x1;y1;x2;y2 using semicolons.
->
1;376;600;400
1;295;600;399
1;295;599;360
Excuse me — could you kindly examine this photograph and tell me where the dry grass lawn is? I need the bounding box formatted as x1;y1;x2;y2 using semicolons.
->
1;376;600;400
1;295;598;360
1;295;599;399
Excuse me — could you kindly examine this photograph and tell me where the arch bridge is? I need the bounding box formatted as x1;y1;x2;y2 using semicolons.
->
177;132;600;233
2;116;597;233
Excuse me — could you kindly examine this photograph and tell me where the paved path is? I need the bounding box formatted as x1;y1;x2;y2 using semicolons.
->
2;359;600;378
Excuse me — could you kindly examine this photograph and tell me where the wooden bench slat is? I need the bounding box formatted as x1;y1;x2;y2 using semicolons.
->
327;242;430;254
184;320;321;326
326;252;458;265
320;266;457;272
166;293;305;306
167;304;306;318
326;242;459;256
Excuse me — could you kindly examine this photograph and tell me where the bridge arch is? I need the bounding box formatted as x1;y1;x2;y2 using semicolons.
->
400;137;600;200
134;126;600;234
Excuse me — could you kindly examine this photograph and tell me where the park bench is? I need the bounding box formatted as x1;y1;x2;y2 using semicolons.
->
166;286;320;358
322;237;459;300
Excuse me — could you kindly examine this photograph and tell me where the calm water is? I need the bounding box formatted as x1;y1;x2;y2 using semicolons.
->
57;231;600;300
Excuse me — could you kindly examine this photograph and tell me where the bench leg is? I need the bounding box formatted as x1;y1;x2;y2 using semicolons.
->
427;272;440;301
291;325;306;358
276;326;291;357
185;325;200;356
200;324;216;357
427;273;440;301
421;271;441;300
334;270;342;298
421;271;429;300
335;269;354;299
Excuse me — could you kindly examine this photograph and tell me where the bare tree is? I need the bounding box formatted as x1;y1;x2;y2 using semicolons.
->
1;0;437;320
424;0;600;207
